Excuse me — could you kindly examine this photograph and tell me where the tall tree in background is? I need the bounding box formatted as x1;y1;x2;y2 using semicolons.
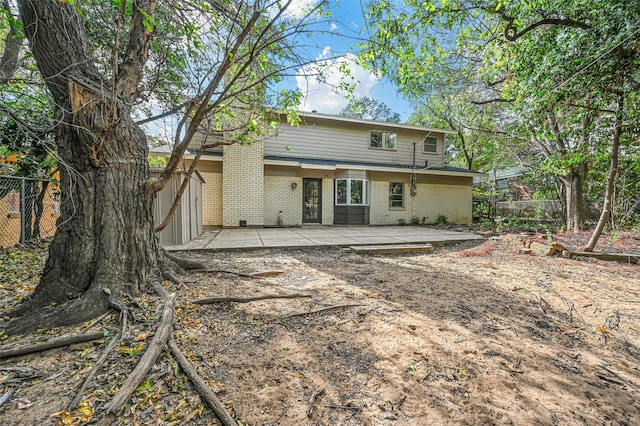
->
339;96;401;122
1;0;334;335
361;0;640;236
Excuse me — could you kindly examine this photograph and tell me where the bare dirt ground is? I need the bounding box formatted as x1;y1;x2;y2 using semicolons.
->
1;231;639;425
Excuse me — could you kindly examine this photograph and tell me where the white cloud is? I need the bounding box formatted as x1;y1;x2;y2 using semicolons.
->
296;48;379;114
278;0;320;19
329;22;338;31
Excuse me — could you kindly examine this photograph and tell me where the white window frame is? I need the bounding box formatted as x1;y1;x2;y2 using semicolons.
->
389;182;405;209
423;136;438;153
370;130;397;150
335;179;370;206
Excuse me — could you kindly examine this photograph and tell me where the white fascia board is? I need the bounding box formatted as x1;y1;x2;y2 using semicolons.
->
335;163;485;177
300;164;337;170
263;158;337;170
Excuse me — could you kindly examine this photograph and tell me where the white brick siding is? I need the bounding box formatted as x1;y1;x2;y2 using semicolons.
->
200;172;223;226
370;181;472;225
222;142;264;227
264;176;302;226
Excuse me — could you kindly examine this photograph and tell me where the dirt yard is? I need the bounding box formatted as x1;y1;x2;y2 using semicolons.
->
1;231;639;425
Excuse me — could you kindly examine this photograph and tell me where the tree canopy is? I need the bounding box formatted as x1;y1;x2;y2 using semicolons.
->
361;0;640;233
339;96;401;122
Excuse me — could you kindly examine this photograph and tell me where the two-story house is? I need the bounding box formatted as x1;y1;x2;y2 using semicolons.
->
175;111;482;229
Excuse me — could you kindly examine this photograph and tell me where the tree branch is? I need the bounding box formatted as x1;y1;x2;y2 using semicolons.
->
470;98;513;105
503;15;590;41
193;293;311;305
116;0;157;96
0;331;106;360
0;0;23;83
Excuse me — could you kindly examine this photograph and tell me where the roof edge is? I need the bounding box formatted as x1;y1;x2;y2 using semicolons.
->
290;111;458;135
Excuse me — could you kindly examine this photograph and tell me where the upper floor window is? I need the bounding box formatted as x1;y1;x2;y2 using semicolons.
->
423;136;437;153
370;130;397;150
336;179;369;205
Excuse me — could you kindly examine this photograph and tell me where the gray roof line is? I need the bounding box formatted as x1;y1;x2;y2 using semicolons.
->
264;155;482;175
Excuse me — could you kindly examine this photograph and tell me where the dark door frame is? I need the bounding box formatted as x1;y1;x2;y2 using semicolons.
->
302;178;322;224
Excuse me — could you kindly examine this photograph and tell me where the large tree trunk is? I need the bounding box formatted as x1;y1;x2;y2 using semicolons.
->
583;91;624;252
560;161;588;232
5;1;160;335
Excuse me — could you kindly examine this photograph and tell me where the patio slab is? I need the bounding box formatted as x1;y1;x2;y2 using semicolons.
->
165;225;483;252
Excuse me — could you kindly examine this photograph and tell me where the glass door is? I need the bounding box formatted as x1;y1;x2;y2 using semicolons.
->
303;178;322;223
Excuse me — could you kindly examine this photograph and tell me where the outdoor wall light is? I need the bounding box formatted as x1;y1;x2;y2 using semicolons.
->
291;182;298;189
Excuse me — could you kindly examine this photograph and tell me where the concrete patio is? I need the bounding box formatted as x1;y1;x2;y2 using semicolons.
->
164;225;484;251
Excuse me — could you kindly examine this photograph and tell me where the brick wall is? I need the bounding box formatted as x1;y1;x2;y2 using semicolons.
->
264;176;302;226
321;178;333;225
222;142;264;227
200;172;223;226
369;180;472;225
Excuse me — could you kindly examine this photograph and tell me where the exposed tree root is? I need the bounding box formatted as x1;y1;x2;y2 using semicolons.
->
0;331;106;360
160;255;186;276
168;337;238;426
280;303;366;319
193;293;312;305
191;269;283;278
98;292;176;425
69;331;123;409
2;288;111;336
164;250;207;270
163;269;187;288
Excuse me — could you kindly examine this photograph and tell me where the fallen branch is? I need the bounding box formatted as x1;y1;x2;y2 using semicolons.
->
280;303;365;319
168;337;238;426
418;366;432;383
0;389;13;408
82;311;114;331
249;270;285;277
325;404;362;411
99;293;176;425
307;387;325;417
69;331;123;410
535;280;589;327
193;293;311;305
0;366;38;382
190;269;283;278
531;292;549;317
0;331;106;360
598;365;640;394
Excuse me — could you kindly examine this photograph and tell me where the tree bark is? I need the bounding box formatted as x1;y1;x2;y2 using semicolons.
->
0;0;22;82
561;161;588;232
4;1;161;335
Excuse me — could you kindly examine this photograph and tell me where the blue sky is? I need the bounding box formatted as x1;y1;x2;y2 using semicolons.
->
287;0;414;121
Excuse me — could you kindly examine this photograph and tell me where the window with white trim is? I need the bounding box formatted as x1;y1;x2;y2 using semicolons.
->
370;130;397;150
335;179;369;205
389;182;404;209
423;136;437;153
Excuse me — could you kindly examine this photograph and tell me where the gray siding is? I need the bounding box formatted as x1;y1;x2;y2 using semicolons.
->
264;117;445;167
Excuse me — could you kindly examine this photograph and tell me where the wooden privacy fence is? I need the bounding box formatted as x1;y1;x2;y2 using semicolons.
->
0;176;59;248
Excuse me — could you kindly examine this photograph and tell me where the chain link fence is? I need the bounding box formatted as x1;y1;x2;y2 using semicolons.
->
0;176;59;248
496;199;563;220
